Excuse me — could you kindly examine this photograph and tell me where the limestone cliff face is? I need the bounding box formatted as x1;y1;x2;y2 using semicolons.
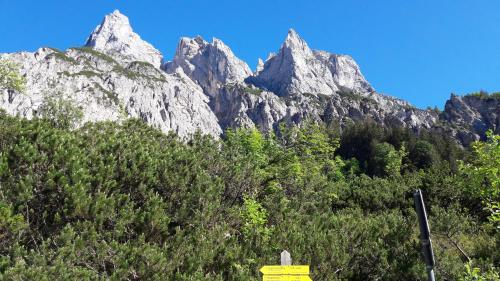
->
246;29;340;97
163;36;252;97
441;94;499;144
0;10;497;144
162;28;437;134
0;11;222;137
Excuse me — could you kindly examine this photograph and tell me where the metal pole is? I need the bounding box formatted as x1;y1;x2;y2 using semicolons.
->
413;189;436;281
427;267;435;281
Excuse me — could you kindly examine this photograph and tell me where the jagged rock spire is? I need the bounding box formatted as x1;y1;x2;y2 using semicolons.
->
255;58;264;74
247;28;374;96
164;35;252;96
85;10;163;67
247;29;338;97
282;29;310;52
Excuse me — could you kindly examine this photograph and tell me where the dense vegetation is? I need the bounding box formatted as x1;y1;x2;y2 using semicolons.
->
0;60;498;280
0;110;497;280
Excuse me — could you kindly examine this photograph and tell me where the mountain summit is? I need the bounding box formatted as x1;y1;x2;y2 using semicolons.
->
247;29;372;97
164;36;252;96
85;10;163;67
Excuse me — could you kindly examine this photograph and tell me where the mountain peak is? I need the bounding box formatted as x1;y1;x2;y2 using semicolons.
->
255;58;264;74
165;36;252;96
108;9;128;22
247;29;338;96
283;28;309;51
110;9;125;17
286;28;299;41
85;10;163;67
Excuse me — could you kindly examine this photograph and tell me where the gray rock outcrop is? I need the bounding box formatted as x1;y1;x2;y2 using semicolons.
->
163;36;252;97
441;94;499;144
85;10;163;68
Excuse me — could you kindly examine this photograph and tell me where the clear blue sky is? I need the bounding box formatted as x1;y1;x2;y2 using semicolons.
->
1;0;499;109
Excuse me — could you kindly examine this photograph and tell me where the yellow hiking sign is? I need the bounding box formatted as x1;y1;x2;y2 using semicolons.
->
260;265;309;275
260;251;312;281
262;275;312;281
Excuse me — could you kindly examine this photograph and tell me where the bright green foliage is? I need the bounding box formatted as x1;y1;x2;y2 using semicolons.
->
0;59;26;92
460;130;500;228
0;113;498;280
370;142;407;177
278;121;344;181
241;197;271;241
462;262;500;281
462;131;500;198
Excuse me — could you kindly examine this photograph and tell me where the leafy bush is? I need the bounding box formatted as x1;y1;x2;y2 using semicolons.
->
0;113;497;280
0;59;26;92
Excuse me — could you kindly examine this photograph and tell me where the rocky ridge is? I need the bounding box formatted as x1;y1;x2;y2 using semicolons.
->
0;10;497;144
441;93;499;143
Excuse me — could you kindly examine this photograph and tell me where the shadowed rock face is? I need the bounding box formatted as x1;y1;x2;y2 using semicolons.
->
440;94;499;144
0;11;497;144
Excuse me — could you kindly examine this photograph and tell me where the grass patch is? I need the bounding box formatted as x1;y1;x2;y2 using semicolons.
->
225;83;263;95
46;52;77;64
126;61;167;83
338;90;377;105
48;47;63;53
58;70;101;78
128;61;155;69
338;90;363;101
243;86;263;95
70;47;119;65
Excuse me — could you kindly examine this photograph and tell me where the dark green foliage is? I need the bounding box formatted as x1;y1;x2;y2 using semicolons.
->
0;113;497;280
338;120;467;175
465;90;500;100
71;47;119;65
338;120;384;173
46;52;78;64
409;140;440;169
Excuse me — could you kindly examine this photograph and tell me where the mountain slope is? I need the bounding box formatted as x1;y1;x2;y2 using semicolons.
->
0;10;497;144
1;33;222;137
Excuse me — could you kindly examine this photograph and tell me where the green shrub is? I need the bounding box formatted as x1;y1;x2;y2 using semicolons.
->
0;114;497;280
